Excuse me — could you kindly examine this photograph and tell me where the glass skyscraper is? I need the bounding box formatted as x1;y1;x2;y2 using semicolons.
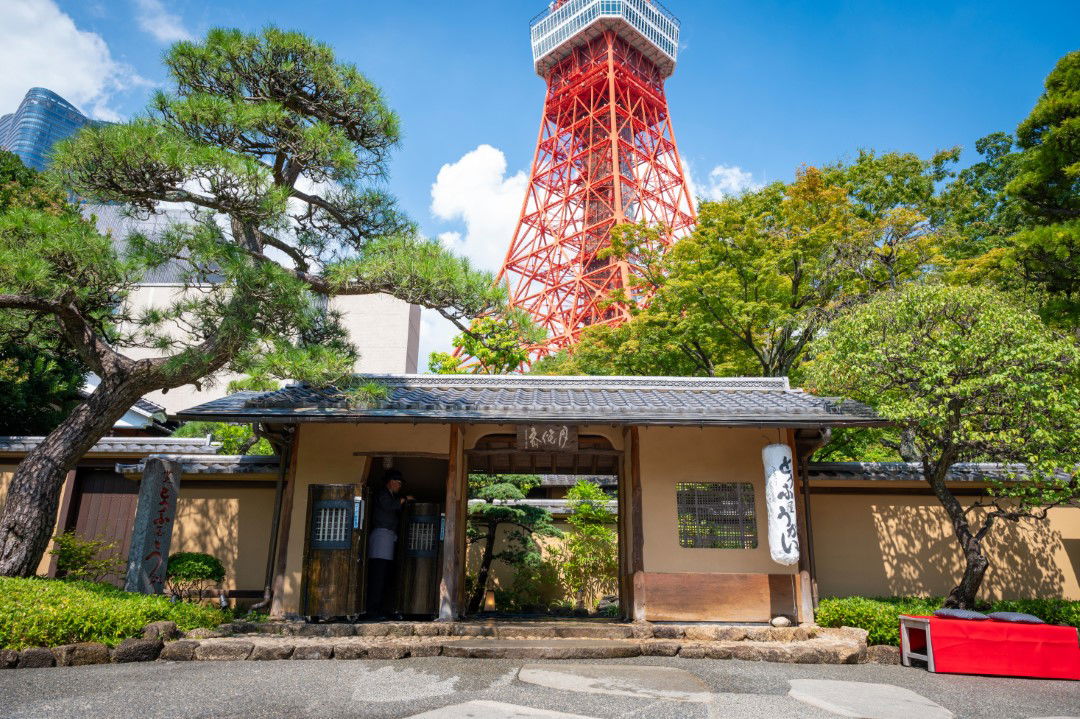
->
0;87;97;172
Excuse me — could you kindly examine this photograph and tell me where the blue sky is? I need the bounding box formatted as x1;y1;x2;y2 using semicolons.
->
3;0;1078;360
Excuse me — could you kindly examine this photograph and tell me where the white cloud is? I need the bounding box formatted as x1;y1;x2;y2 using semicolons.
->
133;0;193;44
701;164;763;201
420;144;530;365
0;0;146;121
430;144;528;273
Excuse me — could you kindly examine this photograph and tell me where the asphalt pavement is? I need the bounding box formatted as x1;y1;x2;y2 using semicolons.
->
0;656;1076;719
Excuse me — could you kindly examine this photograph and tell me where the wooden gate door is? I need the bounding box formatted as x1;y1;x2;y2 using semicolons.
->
65;469;139;586
301;484;361;618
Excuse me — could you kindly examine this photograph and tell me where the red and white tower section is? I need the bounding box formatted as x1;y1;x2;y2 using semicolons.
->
498;0;696;353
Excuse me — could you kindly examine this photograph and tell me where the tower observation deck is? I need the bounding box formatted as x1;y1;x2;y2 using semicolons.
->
498;0;696;356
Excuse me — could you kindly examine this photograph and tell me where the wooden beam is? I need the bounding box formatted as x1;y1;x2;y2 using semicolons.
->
352;450;449;460
629;426;646;622
269;428;301;619
438;425;465;621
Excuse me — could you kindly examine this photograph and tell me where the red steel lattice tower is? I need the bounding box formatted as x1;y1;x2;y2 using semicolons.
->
498;0;696;354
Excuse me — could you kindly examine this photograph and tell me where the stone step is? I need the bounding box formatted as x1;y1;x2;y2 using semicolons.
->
217;620;824;643
154;631;867;664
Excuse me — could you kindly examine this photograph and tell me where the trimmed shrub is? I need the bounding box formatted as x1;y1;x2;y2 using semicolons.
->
49;531;124;583
816;596;1080;646
166;552;225;601
0;577;227;649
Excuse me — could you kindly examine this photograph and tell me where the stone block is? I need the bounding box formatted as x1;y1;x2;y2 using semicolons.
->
292;644;333;660
629;624;653;639
0;649;18;668
677;645;706;659
715;627;748;642
225;621;257;635
324;624;355;638
745;627;774;642
112;638;163;663
407;643;442;657
412;623;450;637
52;642;110;666
496;625;553;639
142;621;179;641
867;645;901;665
452;624;495;637
354;624;391;637
704;644;735;660
641;641;681;657
682;626;718;641
652;625;684;639
365;645;408;660
297;624;333;637
183;628;224;640
333;643;370;660
215;623;236;636
250;643;294;661
159;640;198;662
554;625;633;640
194;640;254;661
383;623;414;637
17;647;55;668
254;623;288;635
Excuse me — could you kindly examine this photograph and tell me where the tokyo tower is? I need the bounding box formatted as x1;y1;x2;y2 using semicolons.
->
498;0;696;354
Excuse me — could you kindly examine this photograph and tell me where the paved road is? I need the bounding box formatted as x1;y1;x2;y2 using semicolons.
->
0;656;1076;719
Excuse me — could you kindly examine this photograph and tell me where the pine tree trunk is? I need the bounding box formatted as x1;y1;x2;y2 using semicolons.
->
467;522;498;615
0;378;150;577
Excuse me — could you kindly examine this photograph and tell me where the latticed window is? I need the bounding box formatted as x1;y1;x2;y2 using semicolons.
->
676;482;757;549
311;501;350;549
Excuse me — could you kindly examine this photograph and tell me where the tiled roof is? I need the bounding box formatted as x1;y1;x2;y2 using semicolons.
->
178;375;882;428
807;462;1024;482
538;474;617;487
0;435;219;456
468;498;617;516
115;454;279;476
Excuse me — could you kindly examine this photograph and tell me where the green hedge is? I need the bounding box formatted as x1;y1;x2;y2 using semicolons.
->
816;596;1080;646
0;577;227;649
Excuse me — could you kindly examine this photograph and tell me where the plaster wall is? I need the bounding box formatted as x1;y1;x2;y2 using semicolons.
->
281;422;452;615
173;484;276;593
121;286;419;415
812;493;1080;601
637;426;797;576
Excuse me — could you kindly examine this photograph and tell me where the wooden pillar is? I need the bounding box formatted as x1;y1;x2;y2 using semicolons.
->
46;470;77;578
269;428;301;619
788;428;818;624
629;426;646;622
438;425;465;621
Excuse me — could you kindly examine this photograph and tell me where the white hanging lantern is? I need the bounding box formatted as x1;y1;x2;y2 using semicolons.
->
762;443;799;566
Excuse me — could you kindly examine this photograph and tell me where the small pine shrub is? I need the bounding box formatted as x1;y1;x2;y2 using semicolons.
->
816;596;1080;646
0;577;227;649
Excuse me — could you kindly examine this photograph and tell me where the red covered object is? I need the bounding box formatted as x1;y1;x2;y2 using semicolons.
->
900;614;1080;680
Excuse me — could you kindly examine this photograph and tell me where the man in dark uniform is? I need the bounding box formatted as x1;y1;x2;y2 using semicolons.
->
365;470;411;619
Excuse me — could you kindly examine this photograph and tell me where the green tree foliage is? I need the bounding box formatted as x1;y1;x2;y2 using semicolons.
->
805;284;1080;607
0;151;88;434
429;309;545;374
465;474;559;614
1004;51;1080;320
550;155;952;378
553;480;618;611
0;27;506;578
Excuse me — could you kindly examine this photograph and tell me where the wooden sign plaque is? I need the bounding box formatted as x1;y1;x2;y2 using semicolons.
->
516;424;578;452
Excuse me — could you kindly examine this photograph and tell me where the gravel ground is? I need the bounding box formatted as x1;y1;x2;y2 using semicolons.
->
0;656;1076;719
